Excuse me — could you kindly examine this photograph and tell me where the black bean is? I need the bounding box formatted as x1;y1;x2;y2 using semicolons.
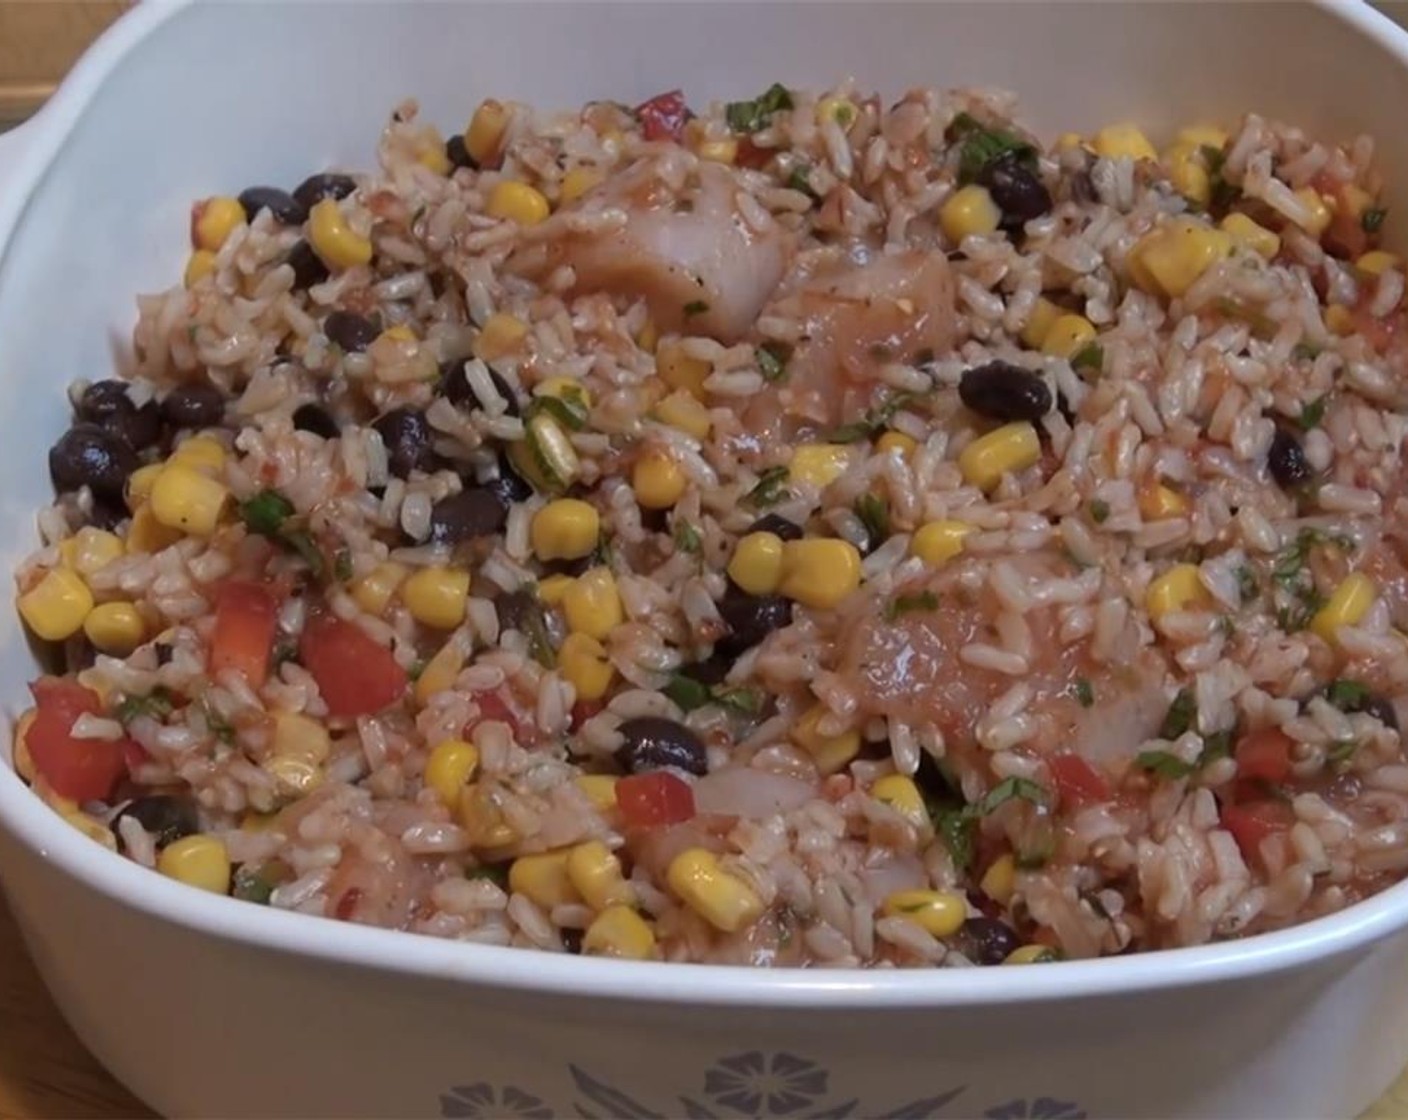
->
745;513;803;541
1267;427;1313;489
614;716;708;776
113;795;198;849
445;134;477;172
716;585;793;658
679;654;731;687
373;408;438;478
484;455;534;505
76;380;161;452
87;499;127;532
978;151;1053;230
958;360;1052;422
441;361;521;417
293;403;340;439
291;172;357;212
427;487;509;545
48;423;137;503
324;310;380;353
286;240;330;291
955;916;1021;965
494;589;538;635
160;383;226;429
153;641;175;666
560;927;584;954
237;186;307;226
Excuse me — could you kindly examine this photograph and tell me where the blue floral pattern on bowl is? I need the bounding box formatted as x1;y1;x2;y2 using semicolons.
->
440;1050;1086;1119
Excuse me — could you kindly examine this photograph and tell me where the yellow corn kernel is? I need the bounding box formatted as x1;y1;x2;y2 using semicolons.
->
654;390;712;440
911;519;971;566
1311;573;1376;645
657;342;711;398
1054;132;1085;152
457;783;517;848
1136;221;1233;299
566;839;634;910
416;133;452;175
157;834;231;894
789;444;853;489
531;499;600;562
1325;304;1355;336
1162;142;1210;207
271;710;331;764
351;561;408;616
82;601;145;655
559;166;604;205
509;849;579;908
487;180;550;227
537;574;576;606
192;196;244;252
1093;123;1157;162
464;98;510;166
126;462;165;511
1146;562;1209;622
415;642;466;706
126;504;182;554
636;319;659;354
264;753;322;796
424;739;480;808
727;532;786;596
779;538;862;610
559;632;616;701
1138;481;1189;521
473;312;529;363
696;137;739;165
379;325;417;346
816;95;857;128
1292;187;1333;236
1019;297;1062;349
582;904;656;959
1005;944;1059;965
882;889;967;938
402;566;470;630
12;710;35;783
871;774;926;828
958;422;1041;492
666;848;764;933
59;527;124;578
59;805;117;850
184;250;217;288
877;431;918;458
535;377;592;407
171;435;227;474
17;568;93;642
791;704;862;776
309;199;373;270
1356;250;1402;277
1041;314;1096;360
1220;213;1281;260
980;854;1017;906
939;184;1002;243
150;463;228;536
575;774;619;812
632;448;687;509
1340;184;1375;223
562;567;624;641
1177;124;1229;149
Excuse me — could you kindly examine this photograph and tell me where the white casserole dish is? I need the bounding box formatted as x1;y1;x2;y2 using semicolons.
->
3;2;1408;1116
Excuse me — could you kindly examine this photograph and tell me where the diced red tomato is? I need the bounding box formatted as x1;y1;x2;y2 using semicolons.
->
1048;752;1112;809
298;615;408;719
570;699;604;732
1221;799;1295;865
1235;727;1294;785
209;580;279;688
122;738;151;773
616;771;696;828
1312;172;1372;261
634;89;689;143
734;137;772;170
26;678;129;801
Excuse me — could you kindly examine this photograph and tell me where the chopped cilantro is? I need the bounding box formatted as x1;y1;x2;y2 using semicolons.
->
467;863;510;888
1362;207;1388;234
664;674;763;717
280;530;326;581
664;674;712;712
673;520;702;554
786;165;820;202
948;111;1037;185
333;547;353;583
1201;145;1239;212
744;465;791;508
1327;739;1360;765
884;590;939;621
1325;679;1371;711
1074;678;1094;708
1135;750;1196;779
855;493;889;545
934;808;977;872
407;658;427;682
756;342;792;383
1236;565;1259;603
714;686;764;716
978;776;1050;815
203;701;236;745
1089;498;1110;524
1298;395;1327;431
683;299;709;318
1072;342;1104;373
724;83;794;134
1160;688;1196;739
1198;729;1233;766
827;389;925;444
1292;342;1322;361
239;490;295;536
115;687;174;724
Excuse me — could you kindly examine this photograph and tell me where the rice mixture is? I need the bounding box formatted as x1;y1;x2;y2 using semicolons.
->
13;81;1408;968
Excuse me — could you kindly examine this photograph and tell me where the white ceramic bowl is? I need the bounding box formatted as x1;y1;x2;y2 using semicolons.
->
4;2;1408;1116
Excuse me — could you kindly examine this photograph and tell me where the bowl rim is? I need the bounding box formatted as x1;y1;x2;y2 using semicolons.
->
4;0;1408;1009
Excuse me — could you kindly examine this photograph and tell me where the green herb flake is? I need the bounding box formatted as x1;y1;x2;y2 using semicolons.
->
725;82;794;134
280;530;326;581
786;165;820;202
1327;739;1360;765
115;687;175;724
744;465;791;508
1088;498;1110;524
524;391;589;432
203;701;236;745
1071;342;1104;373
978;776;1050;815
467;863;510;888
1362;207;1388;234
1292;342;1322;361
713;686;764;717
1198;729;1233;766
239;490;295;536
756;342;792;383
1135;750;1196;779
884;590;939;622
827;389;924;444
1236;565;1260;604
1325;678;1371;711
231;862;287;906
407;658;427;682
934;808;977;872
1160;688;1196;740
673;520;702;555
1074;678;1094;708
663;674;713;712
333;547;353;583
949;113;1037;185
683;299;710;318
854;493;889;545
519;599;557;670
1298;395;1328;431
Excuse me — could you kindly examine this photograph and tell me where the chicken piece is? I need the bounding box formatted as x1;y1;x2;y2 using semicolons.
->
742;248;957;438
510;158;790;344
